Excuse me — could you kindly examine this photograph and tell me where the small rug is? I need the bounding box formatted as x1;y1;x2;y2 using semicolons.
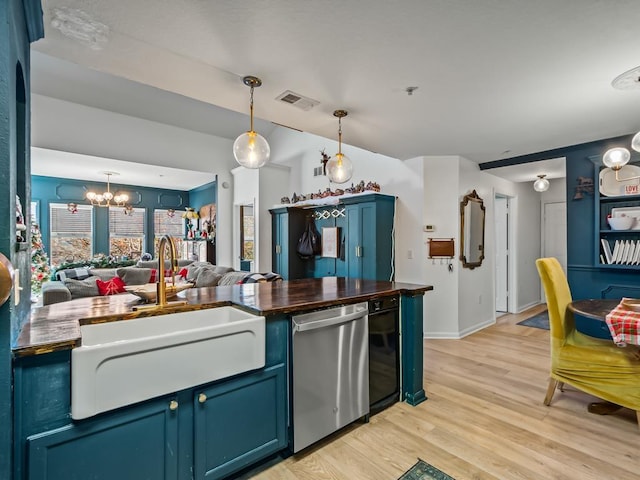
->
516;310;549;330
399;459;455;480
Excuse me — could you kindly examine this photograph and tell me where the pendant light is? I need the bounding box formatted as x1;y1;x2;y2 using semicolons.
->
233;75;270;168
533;174;550;192
601;131;640;182
326;110;353;184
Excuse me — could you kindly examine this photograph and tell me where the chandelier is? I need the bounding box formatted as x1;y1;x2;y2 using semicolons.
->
86;172;129;207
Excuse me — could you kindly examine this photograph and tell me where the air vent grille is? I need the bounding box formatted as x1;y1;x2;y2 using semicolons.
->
276;90;320;111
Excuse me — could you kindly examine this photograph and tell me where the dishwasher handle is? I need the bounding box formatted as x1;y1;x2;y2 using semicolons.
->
293;308;367;332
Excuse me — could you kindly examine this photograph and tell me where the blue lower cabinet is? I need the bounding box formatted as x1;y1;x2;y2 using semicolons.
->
194;364;287;480
26;396;179;480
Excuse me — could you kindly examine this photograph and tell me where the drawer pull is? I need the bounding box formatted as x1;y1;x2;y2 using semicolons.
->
198;393;207;403
169;400;179;411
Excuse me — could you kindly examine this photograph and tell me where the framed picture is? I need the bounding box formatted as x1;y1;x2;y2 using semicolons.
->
322;227;339;258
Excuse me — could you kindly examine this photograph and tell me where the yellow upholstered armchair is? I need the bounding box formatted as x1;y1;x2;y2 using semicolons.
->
535;257;640;428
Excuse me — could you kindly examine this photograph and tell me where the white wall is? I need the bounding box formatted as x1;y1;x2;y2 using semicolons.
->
422;156;461;337
268;127;425;284
32;94;238;266
232;164;290;272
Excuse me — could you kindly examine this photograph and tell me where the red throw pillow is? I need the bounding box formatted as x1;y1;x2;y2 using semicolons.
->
96;277;127;296
178;267;188;279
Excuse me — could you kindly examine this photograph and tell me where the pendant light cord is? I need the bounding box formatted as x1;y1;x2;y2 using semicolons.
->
337;117;343;155
249;85;254;132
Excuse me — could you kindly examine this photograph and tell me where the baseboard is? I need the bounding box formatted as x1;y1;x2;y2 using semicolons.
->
516;300;542;313
424;317;495;339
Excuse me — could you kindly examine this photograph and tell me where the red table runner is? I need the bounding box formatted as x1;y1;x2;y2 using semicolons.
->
605;299;640;346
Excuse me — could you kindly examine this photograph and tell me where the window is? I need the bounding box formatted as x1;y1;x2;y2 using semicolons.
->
154;209;186;259
109;207;145;260
50;203;93;266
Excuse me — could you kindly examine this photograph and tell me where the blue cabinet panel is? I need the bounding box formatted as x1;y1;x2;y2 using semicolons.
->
194;364;287;480
272;194;395;281
270;207;308;280
27;397;179;480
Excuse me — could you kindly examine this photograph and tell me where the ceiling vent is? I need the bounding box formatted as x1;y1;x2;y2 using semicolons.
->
276;91;320;111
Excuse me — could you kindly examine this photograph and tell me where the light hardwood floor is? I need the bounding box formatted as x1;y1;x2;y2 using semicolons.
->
249;304;639;480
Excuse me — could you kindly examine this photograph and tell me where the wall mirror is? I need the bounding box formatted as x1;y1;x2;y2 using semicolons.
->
460;190;485;269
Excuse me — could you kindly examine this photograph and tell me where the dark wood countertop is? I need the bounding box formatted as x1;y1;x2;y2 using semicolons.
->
14;277;432;357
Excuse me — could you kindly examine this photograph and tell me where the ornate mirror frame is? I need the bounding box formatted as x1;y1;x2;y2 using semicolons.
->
460;190;486;269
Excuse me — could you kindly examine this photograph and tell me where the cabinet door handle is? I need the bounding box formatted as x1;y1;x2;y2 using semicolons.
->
169;400;179;411
356;246;363;257
198;393;207;404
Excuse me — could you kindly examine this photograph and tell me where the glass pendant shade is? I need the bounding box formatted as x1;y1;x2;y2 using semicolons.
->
533;175;550;192
233;75;270;169
327;152;353;184
632;131;640;153
327;109;353;184
233;130;271;168
603;147;631;170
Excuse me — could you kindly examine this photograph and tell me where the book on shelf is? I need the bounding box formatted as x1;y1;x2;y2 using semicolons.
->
601;238;613;264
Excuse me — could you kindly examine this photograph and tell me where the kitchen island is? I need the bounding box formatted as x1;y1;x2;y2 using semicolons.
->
12;277;432;480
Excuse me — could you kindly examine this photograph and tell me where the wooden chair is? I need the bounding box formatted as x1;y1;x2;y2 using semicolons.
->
535;257;640;429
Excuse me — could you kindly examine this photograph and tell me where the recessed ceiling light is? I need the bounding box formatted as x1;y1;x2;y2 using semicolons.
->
612;66;640;90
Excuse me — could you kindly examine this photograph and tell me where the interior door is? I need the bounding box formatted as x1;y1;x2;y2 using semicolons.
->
494;196;508;312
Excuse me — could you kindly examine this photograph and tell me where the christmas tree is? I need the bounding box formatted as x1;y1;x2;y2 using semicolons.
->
31;223;51;297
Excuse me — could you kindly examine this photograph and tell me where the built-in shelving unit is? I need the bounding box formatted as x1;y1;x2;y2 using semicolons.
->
595;164;640;269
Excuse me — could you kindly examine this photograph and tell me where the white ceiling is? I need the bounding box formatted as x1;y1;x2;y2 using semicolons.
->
30;0;640;185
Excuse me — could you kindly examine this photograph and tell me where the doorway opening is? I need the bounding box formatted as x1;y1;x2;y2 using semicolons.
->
494;194;511;314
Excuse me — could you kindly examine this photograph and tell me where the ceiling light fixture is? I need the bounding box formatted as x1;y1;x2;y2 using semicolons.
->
326;110;353;184
533;174;550;192
86;172;129;207
602;132;640;182
233;75;270;169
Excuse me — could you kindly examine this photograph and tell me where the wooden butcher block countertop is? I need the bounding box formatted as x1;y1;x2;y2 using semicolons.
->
14;277;432;357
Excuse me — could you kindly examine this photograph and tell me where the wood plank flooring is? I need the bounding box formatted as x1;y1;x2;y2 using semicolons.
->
249;304;639;480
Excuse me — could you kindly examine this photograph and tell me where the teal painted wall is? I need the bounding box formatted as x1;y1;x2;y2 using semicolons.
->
188;180;217;216
32;175;191;260
0;1;44;478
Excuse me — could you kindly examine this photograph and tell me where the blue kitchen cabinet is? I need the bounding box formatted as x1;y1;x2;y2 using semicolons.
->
26;395;180;480
272;194;395;281
340;195;395;281
270;207;308;279
16;316;290;480
193;364;287;479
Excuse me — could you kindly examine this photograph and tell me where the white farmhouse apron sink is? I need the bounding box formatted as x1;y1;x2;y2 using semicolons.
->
71;307;265;419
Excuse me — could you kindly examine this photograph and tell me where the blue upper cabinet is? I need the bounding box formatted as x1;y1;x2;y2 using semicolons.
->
271;194;396;281
270;207;308;280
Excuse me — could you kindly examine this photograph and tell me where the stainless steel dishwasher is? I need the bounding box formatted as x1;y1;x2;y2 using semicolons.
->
291;302;369;453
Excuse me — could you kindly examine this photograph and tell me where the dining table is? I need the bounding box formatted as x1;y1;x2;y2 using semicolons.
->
570;298;640;346
568;299;618;340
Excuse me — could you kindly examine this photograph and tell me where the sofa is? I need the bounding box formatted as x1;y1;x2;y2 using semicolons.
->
41;260;282;306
